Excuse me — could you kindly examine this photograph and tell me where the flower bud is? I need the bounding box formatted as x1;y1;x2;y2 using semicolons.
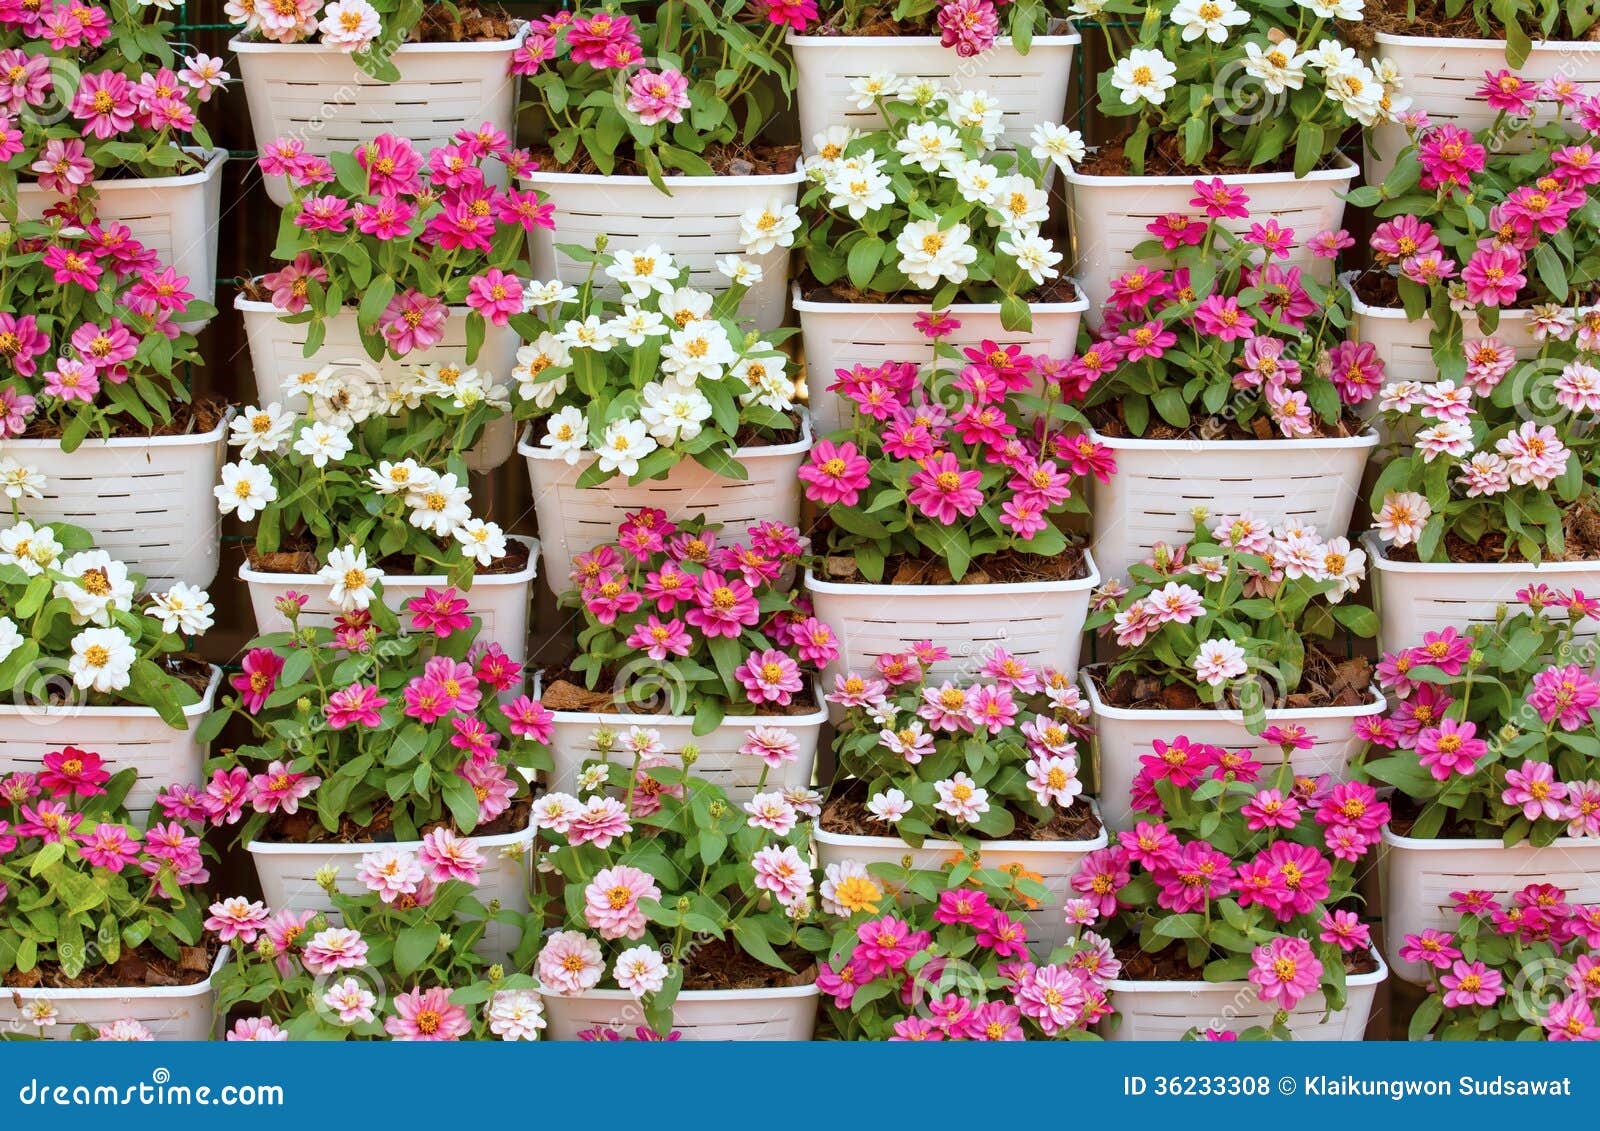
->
708;800;726;819
676;896;691;913
436;933;453;953
592;727;617;753
681;743;700;766
314;865;339;892
488;964;505;984
255;937;277;960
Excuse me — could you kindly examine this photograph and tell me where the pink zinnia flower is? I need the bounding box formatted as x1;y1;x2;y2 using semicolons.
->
736;648;804;706
1502;759;1569;822
407;587;473;638
324;682;388;729
205;896;270;943
380;289;448;355
1528;664;1600;730
906;452;983;525
1415;717;1487;780
466;269;524;325
1248;936;1322;1009
302;927;369;975
385;986;470;1041
248;761;319;814
624;67;691;125
798;439;871;506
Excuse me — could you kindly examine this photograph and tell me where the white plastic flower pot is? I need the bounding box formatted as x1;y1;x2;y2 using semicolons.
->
543;678;825;805
0;950;225;1042
803;554;1100;691
240;534;539;667
234;294;520;472
0;666;221;822
1366;34;1600;184
1083;674;1386;833
789;32;1080;150
812;802;1108;952
541;983;819;1040
1367;534;1600;649
232;27;528;208
521;420;810;594
1086;427;1377;583
793;283;1089;435
1064;159;1357;327
520;169;804;332
1345;272;1542;391
1104;947;1386;1041
13;149;226;331
0;414;229;590
247;821;535;960
1380;824;1600;984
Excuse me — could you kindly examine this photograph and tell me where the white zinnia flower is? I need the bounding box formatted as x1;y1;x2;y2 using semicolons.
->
1029;122;1086;173
367;459;436;496
0;521;62;576
594;419;657;479
896;121;963;172
54;550;134;626
849;72;899;109
148;583;215;636
639;382;712;446
0;458;44;500
738;198;800;255
604;246;677;298
487;990;546;1041
513;333;572;408
454;519;508;567
1242;38;1306;95
69;626;136;693
319;545;384;611
228;402;295;458
1111;48;1178;106
405;472;472;537
604;306;668;348
292;421;353;469
214;460;276;521
660;321;736;385
896;220;977;290
717;256;763;286
998;233;1063;286
0;615;21;665
541;405;589;466
988;174;1050;235
1171;0;1249;43
613;945;668;997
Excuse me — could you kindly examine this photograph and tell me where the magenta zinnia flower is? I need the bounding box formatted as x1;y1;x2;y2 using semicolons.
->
380;289;448;355
324;682;388;729
1248;937;1322;1010
385;986;470;1041
798;439;871;506
906;452;982;525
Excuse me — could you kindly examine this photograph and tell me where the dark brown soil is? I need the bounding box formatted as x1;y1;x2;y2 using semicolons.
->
1089;399;1367;442
680;936;817;992
801;272;1082;307
534;143;801;180
3;941;217;990
539;671;821;716
1114;939;1379;981
1346;0;1600;43
1387;793;1481;839
819;544;1088;586
414;3;516;42
1077;130;1340;179
260;795;531;844
1095;650;1374;712
820;780;1104;843
20;397;227;442
1385;501;1600;564
247;536;531;577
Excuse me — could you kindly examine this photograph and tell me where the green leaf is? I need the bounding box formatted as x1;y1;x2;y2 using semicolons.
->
393;924;440;976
